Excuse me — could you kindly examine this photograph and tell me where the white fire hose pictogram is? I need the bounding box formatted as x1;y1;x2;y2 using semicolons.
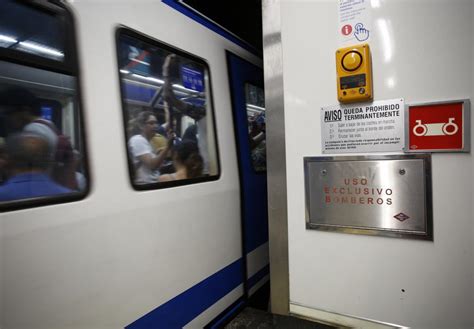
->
413;118;458;136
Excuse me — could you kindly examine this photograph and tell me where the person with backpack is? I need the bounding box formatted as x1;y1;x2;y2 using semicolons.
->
0;86;77;190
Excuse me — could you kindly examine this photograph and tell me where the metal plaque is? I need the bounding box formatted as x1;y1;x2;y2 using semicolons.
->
304;155;432;240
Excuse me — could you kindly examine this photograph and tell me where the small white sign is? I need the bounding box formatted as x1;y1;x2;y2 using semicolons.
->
321;99;405;153
338;0;371;46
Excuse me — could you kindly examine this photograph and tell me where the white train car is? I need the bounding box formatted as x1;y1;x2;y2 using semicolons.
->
0;1;268;328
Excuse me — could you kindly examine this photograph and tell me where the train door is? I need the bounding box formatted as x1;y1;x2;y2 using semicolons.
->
226;51;269;306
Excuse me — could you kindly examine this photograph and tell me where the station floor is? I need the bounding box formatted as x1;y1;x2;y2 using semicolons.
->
224;307;337;329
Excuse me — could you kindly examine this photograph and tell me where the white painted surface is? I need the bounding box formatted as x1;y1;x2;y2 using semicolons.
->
0;1;261;328
280;0;473;327
246;241;269;278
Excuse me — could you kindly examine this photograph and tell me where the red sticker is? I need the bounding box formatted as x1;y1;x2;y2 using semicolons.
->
341;24;352;36
409;102;464;151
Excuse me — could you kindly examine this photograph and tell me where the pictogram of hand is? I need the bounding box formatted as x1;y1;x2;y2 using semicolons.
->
354;23;369;41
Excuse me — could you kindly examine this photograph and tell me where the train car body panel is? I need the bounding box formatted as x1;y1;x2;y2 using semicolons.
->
1;1;263;328
227;51;269;298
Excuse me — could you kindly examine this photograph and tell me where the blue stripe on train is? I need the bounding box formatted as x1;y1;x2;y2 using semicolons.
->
248;264;270;289
125;257;269;328
126;258;243;329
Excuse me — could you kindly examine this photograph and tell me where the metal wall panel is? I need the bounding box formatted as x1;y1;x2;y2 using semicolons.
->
280;0;474;327
262;0;289;316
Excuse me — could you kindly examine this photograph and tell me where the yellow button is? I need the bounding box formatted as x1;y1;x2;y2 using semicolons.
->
342;51;362;71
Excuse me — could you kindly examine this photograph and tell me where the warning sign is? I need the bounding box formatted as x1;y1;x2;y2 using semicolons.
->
321;99;405;153
407;100;470;152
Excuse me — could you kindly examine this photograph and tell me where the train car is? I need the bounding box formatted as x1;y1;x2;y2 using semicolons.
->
0;1;268;328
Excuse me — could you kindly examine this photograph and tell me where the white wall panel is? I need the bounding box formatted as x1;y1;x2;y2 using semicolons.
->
280;0;473;327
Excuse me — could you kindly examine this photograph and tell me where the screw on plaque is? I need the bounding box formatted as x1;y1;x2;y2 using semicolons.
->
321;169;327;176
399;169;406;175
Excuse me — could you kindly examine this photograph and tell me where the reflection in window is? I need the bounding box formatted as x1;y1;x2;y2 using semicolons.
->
0;1;87;207
0;1;66;62
117;29;219;188
0;62;87;203
245;83;266;172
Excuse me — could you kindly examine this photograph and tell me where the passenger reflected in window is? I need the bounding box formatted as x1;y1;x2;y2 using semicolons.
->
128;111;171;184
162;55;208;172
150;130;168;154
162;54;206;120
1;87;57;156
0;132;72;201
158;141;203;182
182;124;198;144
248;112;266;172
245;83;266;172
0;87;77;190
117;30;220;188
73;150;87;192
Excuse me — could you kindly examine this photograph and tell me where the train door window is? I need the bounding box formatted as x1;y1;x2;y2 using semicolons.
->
0;1;66;62
116;28;220;189
245;83;266;172
0;0;88;210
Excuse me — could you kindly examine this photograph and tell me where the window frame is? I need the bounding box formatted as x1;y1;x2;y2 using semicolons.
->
115;26;221;191
0;0;90;212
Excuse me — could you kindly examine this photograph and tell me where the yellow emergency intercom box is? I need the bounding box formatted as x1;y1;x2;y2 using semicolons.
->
336;43;372;103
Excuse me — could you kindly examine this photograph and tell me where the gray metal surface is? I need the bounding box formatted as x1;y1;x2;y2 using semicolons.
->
304;155;432;240
262;0;289;316
225;307;337;329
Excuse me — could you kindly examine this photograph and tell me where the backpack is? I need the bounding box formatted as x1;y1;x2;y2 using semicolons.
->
33;119;78;190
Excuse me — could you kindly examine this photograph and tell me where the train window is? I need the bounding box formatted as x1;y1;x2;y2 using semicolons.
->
245;83;266;172
0;1;66;62
0;1;88;209
116;28;220;189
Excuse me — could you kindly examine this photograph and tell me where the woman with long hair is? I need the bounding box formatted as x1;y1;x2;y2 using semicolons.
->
158;141;203;182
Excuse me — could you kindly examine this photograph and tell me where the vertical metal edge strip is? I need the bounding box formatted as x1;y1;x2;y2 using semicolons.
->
262;0;289;315
463;99;471;152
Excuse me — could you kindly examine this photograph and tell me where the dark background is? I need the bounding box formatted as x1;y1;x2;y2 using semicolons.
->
182;0;263;54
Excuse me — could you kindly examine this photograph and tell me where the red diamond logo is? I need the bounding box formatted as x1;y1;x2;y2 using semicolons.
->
394;213;410;221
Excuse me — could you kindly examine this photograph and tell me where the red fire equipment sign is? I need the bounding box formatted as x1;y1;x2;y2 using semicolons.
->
407;100;470;152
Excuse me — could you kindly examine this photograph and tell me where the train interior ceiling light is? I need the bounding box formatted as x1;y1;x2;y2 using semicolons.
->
0;1;66;61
